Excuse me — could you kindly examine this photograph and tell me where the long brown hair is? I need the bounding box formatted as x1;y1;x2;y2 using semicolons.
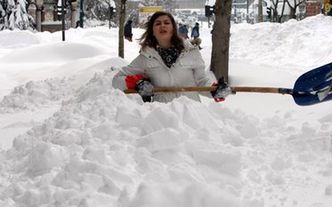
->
139;11;184;52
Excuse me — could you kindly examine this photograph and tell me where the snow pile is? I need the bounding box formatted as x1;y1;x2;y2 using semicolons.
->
0;42;105;63
230;14;332;69
0;70;243;207
0;78;75;112
0;30;40;49
0;68;331;206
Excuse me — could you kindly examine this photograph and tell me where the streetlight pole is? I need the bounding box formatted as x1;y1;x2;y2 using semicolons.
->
79;0;84;27
61;0;65;41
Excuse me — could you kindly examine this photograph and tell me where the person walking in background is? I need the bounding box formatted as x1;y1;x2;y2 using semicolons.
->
178;23;189;39
190;22;202;49
124;20;133;42
191;22;200;39
112;11;231;103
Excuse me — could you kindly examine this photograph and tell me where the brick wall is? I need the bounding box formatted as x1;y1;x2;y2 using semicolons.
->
306;2;321;16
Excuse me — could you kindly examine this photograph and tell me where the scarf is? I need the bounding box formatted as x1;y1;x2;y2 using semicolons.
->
156;46;180;68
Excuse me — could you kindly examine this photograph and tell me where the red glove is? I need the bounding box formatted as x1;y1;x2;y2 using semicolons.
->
125;74;144;89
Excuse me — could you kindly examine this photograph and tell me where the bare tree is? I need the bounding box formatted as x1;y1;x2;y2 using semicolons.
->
270;0;287;22
286;0;305;19
278;0;287;22
270;0;279;22
116;0;126;58
210;0;232;82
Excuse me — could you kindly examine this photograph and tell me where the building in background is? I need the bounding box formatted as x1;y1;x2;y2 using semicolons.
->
27;0;78;32
138;6;162;26
174;0;204;9
306;0;322;16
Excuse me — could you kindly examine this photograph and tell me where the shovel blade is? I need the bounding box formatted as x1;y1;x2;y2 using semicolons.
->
293;62;332;106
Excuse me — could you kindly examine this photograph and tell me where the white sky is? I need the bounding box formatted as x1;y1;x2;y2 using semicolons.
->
0;14;331;207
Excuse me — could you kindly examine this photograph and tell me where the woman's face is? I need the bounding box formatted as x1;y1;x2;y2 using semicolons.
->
152;15;174;46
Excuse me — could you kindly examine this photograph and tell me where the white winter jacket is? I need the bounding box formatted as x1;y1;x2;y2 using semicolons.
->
112;40;216;102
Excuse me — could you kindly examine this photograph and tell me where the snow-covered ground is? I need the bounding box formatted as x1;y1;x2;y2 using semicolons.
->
0;14;331;207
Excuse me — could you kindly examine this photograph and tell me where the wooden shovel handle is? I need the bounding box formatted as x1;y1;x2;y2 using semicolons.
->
124;86;290;94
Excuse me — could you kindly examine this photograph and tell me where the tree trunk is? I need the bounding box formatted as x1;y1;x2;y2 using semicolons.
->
278;0;286;23
211;0;232;82
118;0;126;58
258;0;263;22
271;0;279;22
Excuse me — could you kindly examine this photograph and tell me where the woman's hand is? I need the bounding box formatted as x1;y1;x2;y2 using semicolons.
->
124;74;154;102
136;79;154;102
211;77;232;102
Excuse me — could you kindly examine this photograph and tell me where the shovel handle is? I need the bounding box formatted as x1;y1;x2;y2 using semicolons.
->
124;86;292;94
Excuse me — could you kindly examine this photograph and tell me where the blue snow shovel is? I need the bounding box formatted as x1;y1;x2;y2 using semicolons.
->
291;62;332;105
124;62;332;106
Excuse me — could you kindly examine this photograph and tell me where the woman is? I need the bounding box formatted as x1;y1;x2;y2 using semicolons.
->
112;11;229;103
